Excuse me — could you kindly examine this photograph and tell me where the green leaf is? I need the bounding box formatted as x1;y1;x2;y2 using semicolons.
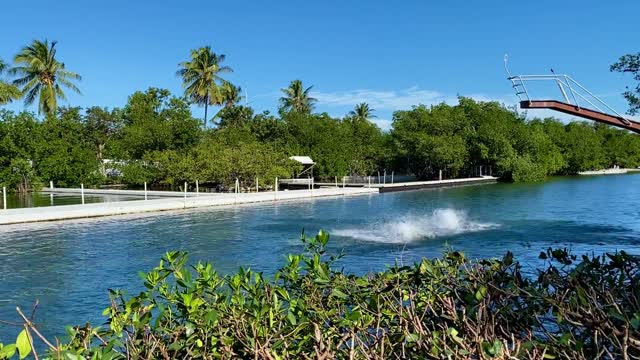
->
405;333;419;343
475;285;488;301
0;344;16;359
331;289;348;299
287;312;297;325
16;330;31;359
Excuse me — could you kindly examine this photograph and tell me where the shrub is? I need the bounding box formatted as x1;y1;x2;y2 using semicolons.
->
1;231;639;359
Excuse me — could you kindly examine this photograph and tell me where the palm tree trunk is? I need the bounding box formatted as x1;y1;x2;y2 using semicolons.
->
204;101;208;129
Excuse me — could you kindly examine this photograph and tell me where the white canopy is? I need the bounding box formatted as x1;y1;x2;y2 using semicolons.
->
289;156;315;165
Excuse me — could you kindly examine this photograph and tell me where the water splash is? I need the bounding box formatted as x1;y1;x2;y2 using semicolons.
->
332;209;497;244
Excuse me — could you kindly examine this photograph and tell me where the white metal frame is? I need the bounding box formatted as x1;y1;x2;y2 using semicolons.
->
504;55;631;125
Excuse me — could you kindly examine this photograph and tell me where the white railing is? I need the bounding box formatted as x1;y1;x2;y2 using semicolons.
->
504;55;631;125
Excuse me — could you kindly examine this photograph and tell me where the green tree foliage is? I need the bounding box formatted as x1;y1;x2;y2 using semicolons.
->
0;59;21;105
390;98;640;181
177;46;232;127
83;107;124;175
35;108;101;187
611;52;640;115
220;81;243;108
279;80;316;114
117;88;201;159
3;231;640;359
348;102;376;122
10;40;81;115
0;111;41;191
215;105;254;129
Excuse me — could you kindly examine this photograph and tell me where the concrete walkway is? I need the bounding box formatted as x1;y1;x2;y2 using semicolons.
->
0;177;499;225
0;187;377;225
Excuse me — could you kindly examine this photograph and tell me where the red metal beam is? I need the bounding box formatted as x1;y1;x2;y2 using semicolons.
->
520;100;640;134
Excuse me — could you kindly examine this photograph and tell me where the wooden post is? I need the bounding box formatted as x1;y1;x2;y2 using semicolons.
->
81;184;85;204
184;182;187;206
335;176;338;188
144;182;148;200
439;169;443;181
342;176;346;189
368;176;371;188
49;181;53;189
256;177;258;193
391;171;394;184
196;180;199;196
275;177;278;200
2;187;6;210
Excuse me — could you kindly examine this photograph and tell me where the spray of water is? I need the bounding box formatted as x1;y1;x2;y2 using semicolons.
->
332;209;497;244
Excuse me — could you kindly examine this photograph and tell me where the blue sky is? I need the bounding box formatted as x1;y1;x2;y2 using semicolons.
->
1;0;638;129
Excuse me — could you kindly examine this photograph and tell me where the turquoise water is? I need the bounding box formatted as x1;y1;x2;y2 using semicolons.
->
1;175;640;342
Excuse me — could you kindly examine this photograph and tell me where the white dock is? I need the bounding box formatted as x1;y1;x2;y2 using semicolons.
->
0;187;376;225
0;176;499;225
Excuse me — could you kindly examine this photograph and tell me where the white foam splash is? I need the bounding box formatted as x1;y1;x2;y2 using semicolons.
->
332;209;497;244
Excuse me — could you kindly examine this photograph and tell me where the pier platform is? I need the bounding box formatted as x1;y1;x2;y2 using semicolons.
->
0;176;498;225
0;187;376;225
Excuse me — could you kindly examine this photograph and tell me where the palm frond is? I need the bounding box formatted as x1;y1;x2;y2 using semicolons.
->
10;39;80;115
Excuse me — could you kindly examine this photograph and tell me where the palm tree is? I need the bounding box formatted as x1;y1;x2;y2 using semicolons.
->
177;46;232;127
221;81;244;107
279;80;316;114
10;40;81;115
0;58;21;105
348;102;376;122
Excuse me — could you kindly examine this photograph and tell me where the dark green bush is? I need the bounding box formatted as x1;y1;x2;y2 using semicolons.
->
1;231;639;359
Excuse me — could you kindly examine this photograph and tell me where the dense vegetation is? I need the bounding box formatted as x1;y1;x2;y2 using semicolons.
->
1;42;640;191
1;230;638;359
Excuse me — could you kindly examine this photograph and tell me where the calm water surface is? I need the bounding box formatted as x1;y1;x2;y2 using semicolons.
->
1;174;640;341
4;192;145;209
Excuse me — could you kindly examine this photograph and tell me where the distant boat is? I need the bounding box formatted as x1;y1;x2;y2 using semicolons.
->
578;168;628;176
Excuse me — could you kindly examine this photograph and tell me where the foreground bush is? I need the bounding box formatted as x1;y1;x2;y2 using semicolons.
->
1;231;639;359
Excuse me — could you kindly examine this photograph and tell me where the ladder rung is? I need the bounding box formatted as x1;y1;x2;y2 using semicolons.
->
515;92;526;95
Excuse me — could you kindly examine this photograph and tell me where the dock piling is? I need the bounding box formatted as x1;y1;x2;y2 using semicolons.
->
275;177;278;200
335;176;338;188
2;187;6;210
384;170;387;185
184;182;187;206
49;181;53;189
81;184;85;204
342;176;346;189
391;171;394;184
235;178;239;204
439;170;443;182
196;180;199;196
144;182;148;200
256;177;258;193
